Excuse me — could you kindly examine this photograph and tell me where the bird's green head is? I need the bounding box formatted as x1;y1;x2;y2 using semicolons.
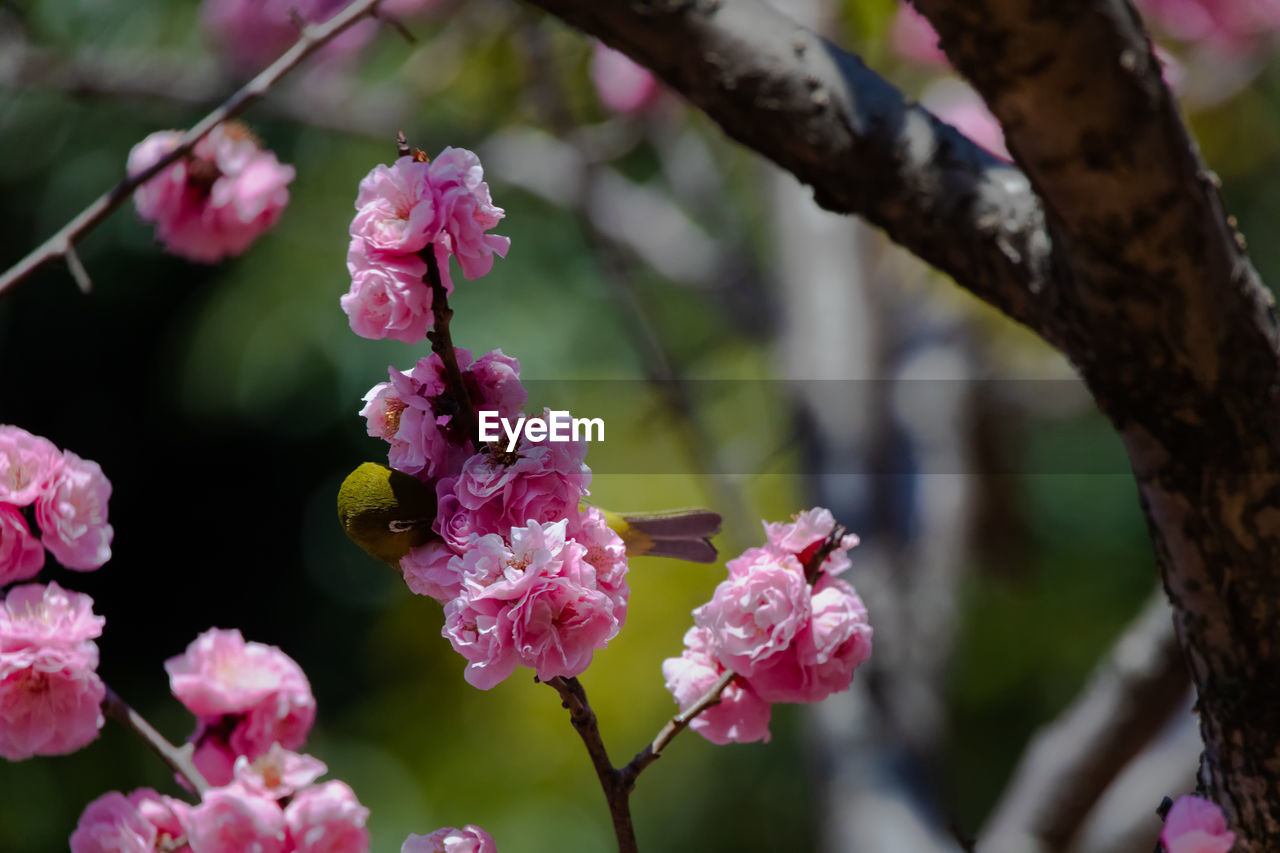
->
337;462;438;565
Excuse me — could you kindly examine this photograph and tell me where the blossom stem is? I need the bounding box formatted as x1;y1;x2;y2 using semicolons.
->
0;0;387;297
545;676;638;853
101;685;210;796
802;526;846;585
546;668;740;852
423;245;481;451
618;668;737;791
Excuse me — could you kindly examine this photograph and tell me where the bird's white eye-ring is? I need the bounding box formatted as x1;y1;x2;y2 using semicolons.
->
388;519;417;533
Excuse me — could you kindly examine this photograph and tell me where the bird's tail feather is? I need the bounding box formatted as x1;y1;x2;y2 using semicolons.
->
601;507;723;563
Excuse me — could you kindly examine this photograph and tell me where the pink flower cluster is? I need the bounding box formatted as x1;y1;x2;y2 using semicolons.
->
0;582;105;760
402;824;497;853
343;149;509;343
128;123;295;264
359;349;628;688
362;349;526;481
0;425;113;580
1161;795;1236;853
71;746;371;853
663;508;870;745
165;628;317;786
440;515;627;688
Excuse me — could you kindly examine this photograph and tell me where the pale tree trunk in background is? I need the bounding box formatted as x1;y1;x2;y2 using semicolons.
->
768;6;976;849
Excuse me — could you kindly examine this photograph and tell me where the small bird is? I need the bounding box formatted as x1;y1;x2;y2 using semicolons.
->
337;462;722;566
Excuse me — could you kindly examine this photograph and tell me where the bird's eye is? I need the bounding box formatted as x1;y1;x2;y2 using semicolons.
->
387;519;417;533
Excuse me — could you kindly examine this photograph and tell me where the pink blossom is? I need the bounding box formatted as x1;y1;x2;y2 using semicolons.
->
234;745;328;799
201;0;374;74
0;581;104;654
746;576;872;703
388;409;468;484
568;506;629;618
166;628;316;784
890;4;949;68
192;737;239;788
351;157;443;254
368;350;526;482
499;551;618;681
284;780;371;853
467;351;527;420
400;540;462;602
0;583;107;760
359;380;407;444
128;124;295;264
762;506;858;577
662;627;771;745
403;825;498;853
921;79;1010;161
427;148;511;280
0;424;62;506
341;238;434;343
70;791;157;853
443;521;621;687
35;450;113;571
0;648;105;760
695;547;810;677
435;426;591;547
130;789;192;852
441;594;518;690
0;503;44;584
1161;795;1236;853
589;41;661;115
182;784;287;853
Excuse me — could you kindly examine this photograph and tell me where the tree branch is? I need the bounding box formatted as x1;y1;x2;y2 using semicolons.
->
0;0;387;296
524;1;1280;846
521;0;1053;341
101;686;209;796
544;676;637;853
981;590;1189;852
619;669;736;792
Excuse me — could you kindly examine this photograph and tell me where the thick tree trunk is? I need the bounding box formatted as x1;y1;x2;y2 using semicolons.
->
522;0;1280;847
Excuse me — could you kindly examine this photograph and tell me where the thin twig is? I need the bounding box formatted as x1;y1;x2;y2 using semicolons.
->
0;0;386;296
101;686;209;796
374;8;417;44
545;676;637;853
620;668;737;790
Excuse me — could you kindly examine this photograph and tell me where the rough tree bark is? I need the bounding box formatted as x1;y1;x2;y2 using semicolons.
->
523;0;1280;849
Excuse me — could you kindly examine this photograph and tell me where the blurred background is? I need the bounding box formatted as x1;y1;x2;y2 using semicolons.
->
1;0;1277;850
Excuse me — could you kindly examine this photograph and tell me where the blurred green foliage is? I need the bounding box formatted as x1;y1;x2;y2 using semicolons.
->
2;0;1280;851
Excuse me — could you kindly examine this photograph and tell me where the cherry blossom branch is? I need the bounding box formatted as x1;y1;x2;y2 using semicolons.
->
0;0;387;297
420;198;480;453
544;676;637;853
619;669;737;791
101;685;210;796
619;535;838;787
